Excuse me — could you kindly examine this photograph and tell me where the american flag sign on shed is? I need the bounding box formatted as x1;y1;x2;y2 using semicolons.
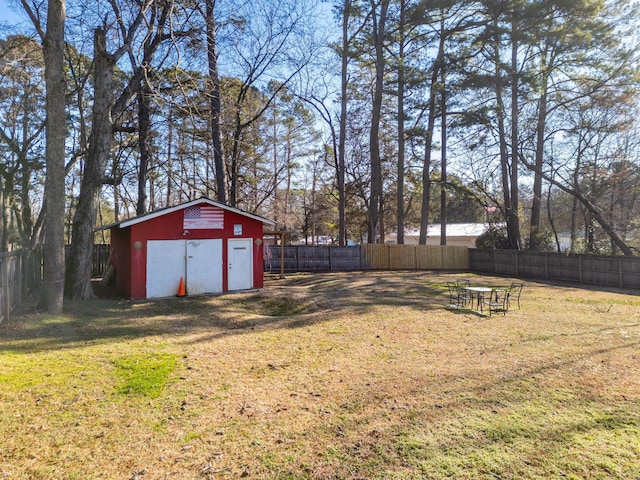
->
183;205;224;229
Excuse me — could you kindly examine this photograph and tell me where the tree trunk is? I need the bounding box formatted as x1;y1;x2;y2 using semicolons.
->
272;96;279;224
229;107;242;207
65;1;171;300
166;106;174;206
570;194;579;251
529;84;548;250
440;61;447;246
379;195;385;244
136;81;151;215
570;135;585;252
546;181;561;252
1;186;9;252
65;28;114;300
284;139;292;231
418;35;444;245
20;151;34;246
396;0;405;245
367;0;389;243
40;0;67;313
529;47;551;250
492;19;514;248
206;0;227;204
508;19;520;250
337;0;350;246
0;171;14;251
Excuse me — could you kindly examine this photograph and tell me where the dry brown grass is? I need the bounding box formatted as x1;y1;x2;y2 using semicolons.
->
1;271;639;479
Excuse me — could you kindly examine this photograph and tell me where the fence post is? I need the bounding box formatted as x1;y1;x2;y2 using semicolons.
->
544;253;549;280
21;251;27;300
280;243;285;278
2;256;9;323
578;256;583;284
16;253;22;304
618;257;624;289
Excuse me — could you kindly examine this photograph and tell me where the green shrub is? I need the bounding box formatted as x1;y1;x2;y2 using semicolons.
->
475;226;511;249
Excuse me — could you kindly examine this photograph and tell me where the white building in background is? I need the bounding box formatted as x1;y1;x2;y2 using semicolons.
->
384;223;495;248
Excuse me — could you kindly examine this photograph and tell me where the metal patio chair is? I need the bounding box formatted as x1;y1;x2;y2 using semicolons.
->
486;288;509;316
455;279;473;307
446;282;464;309
507;282;524;310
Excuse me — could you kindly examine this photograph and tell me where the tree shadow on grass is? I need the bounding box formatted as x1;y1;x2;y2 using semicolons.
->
1;295;290;353
0;273;455;354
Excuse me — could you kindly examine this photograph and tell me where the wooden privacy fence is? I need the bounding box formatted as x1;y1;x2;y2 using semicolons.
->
264;245;362;273
362;244;469;270
470;249;640;289
0;250;42;323
65;244;111;277
93;244;110;277
264;244;469;273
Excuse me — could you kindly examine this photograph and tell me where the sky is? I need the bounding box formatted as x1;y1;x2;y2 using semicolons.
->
0;0;29;34
0;1;337;45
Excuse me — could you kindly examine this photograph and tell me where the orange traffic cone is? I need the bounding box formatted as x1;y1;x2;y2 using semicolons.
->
176;277;187;297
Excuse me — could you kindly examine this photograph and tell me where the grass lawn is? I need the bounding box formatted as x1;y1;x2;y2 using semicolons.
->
1;271;639;479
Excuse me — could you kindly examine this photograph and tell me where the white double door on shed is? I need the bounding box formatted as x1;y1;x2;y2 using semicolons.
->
146;238;253;298
147;239;221;298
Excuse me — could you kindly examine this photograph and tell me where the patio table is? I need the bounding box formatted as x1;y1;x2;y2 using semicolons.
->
463;286;493;314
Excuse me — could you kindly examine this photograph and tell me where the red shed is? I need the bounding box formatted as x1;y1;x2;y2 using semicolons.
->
107;198;276;299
